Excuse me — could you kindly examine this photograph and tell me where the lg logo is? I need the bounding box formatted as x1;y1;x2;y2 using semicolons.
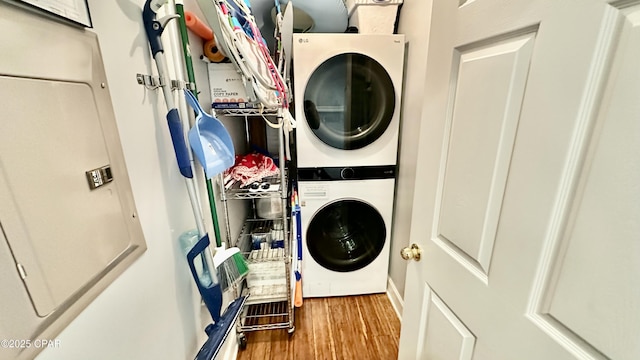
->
298;38;309;43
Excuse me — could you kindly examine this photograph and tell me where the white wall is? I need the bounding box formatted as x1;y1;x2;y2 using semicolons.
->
36;1;241;359
389;0;433;302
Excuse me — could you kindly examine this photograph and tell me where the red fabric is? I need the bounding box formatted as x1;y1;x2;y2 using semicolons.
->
224;153;279;187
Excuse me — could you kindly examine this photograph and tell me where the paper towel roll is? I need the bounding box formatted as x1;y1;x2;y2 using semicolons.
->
349;4;400;34
203;38;227;63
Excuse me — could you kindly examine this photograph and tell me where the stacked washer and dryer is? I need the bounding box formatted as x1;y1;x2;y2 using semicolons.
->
292;34;405;297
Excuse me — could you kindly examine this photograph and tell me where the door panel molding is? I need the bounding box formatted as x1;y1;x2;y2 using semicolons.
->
434;29;537;282
527;3;635;359
417;285;476;360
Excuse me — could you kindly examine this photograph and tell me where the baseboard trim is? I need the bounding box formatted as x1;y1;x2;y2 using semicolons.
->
386;276;404;320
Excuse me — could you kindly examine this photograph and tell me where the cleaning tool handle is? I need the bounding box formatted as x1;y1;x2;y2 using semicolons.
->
184;88;206;114
296;212;302;259
143;0;167;57
295;191;303;260
185;11;214;40
174;8;225;249
294;278;303;307
187;234;223;322
167;108;194;178
143;0;180;57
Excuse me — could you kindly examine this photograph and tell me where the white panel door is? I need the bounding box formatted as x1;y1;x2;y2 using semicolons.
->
399;0;640;359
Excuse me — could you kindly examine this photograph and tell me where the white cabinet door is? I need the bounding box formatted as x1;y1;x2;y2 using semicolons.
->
398;0;640;359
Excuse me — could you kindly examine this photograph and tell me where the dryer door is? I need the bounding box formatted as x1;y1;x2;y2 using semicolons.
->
303;53;396;150
306;199;386;272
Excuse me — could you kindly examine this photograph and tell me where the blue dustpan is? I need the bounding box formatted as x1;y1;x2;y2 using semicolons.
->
184;90;235;179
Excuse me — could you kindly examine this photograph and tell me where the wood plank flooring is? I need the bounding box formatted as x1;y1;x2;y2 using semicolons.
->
237;294;401;360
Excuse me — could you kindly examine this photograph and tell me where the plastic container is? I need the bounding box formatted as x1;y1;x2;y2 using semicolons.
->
256;197;283;219
179;229;212;287
251;226;271;250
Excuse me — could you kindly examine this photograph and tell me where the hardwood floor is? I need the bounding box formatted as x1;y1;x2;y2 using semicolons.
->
237;294;401;360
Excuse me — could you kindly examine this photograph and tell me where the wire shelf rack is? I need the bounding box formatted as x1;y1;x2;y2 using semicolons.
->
217;108;278;117
223;175;285;200
239;301;291;332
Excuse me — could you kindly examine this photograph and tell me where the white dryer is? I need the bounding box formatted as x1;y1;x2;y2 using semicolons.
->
298;167;395;297
292;34;405;168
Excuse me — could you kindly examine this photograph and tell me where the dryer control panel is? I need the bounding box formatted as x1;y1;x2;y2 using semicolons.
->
298;165;396;181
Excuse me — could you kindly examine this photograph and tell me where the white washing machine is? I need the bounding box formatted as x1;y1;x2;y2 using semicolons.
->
293;33;405;168
298;167;395;297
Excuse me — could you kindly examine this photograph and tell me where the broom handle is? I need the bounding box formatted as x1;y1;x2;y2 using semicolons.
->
175;1;224;247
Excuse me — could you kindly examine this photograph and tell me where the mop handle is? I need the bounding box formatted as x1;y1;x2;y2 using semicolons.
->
166;107;193;178
295;190;302;260
143;0;193;179
143;0;172;57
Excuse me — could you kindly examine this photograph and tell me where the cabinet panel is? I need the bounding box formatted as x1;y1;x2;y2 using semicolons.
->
0;77;131;316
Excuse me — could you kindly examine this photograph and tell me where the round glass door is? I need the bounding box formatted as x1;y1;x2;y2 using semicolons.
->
306;199;386;272
303;53;395;150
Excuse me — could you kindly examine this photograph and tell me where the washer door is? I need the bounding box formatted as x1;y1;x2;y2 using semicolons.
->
306;199;386;272
303;53;396;150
